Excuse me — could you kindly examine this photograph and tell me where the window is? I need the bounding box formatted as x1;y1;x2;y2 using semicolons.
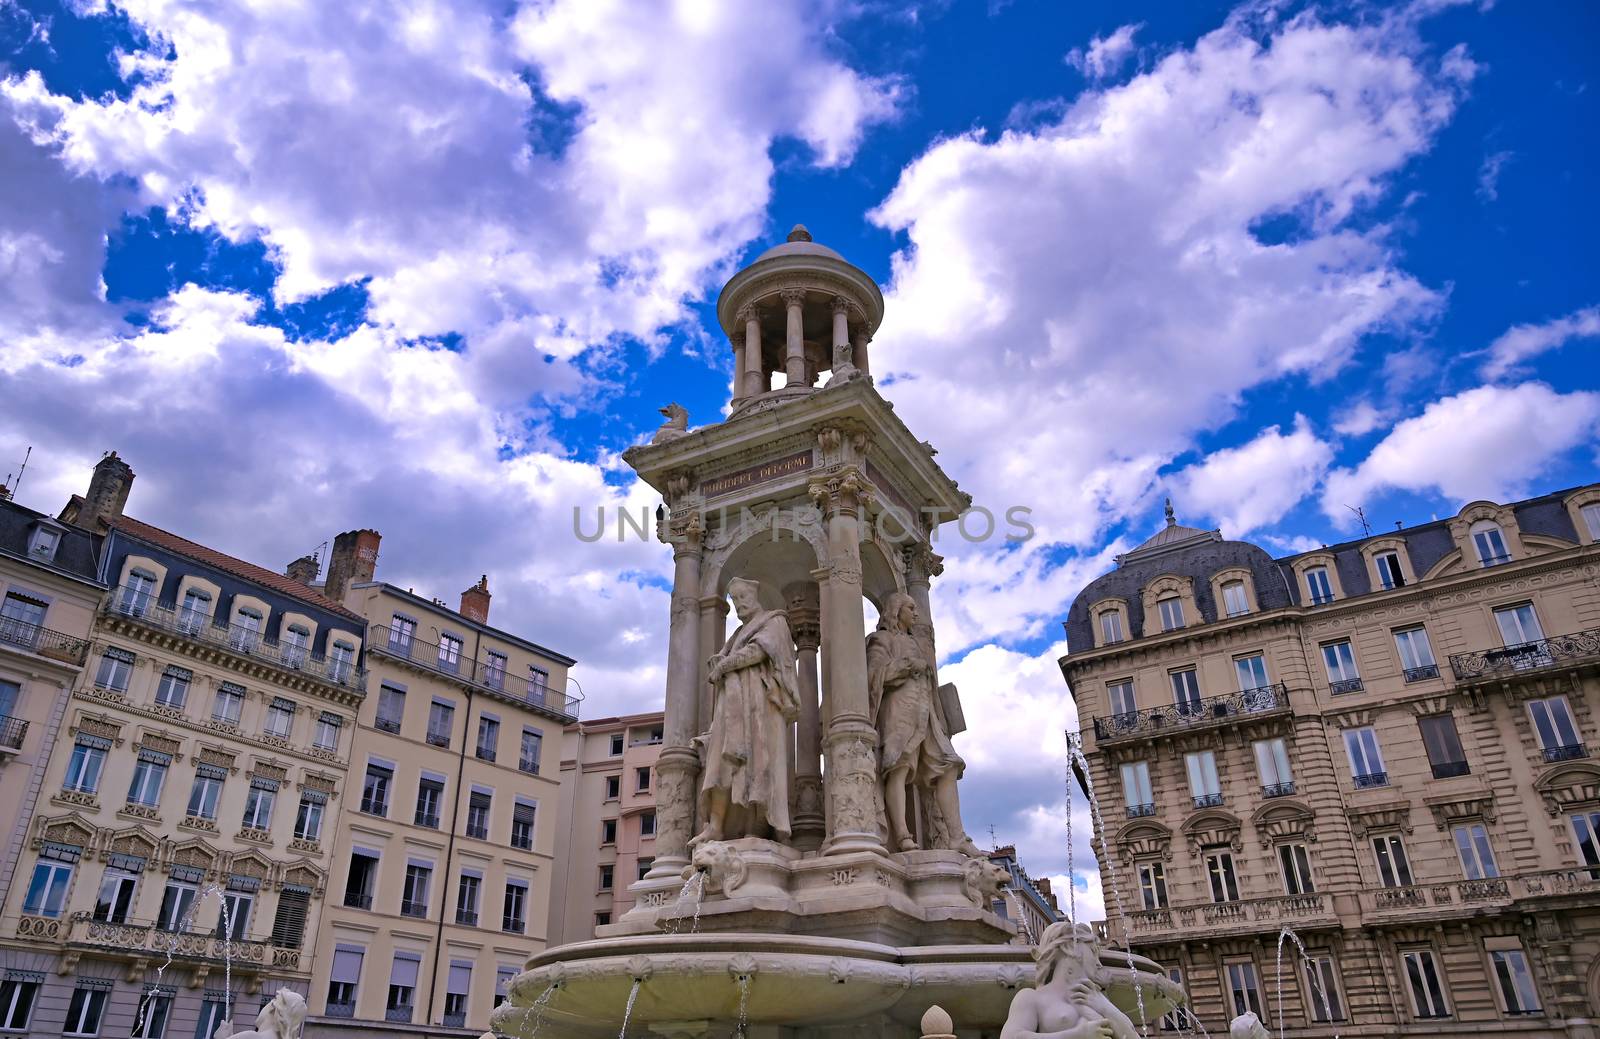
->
119;569;155;616
484;650;508;690
177;589;210;635
466;791;492;840
1472;520;1510;566
1185;751;1221;807
387;614;416;652
187;769;224;820
0;592;46;647
445;962;472;1027
270;887;310;948
212;683;244;726
511;801;536;851
1495;602;1545;647
93;865;138;923
242;780;276;831
1279;844;1314;895
520;728;543;774
263;698;295;739
1221;579;1250;617
609;733;624;756
344;853;378;909
477;716;500;761
1305;955;1344;1023
218;889;252;940
1205;850;1240;902
596;911;612;927
1137;861;1167;909
329;640;355;683
313;713;341;751
94;647;134;692
401;863;431;917
1157;596;1184;631
157;880;196;931
1098;610;1124;644
1528;696;1584;760
63;985;108;1036
130;990;171;1038
1225;961;1263;1019
1489;944;1542;1015
231;607;263;653
1453;823;1498;880
604;774;621;800
636;766;651;792
1375;550;1406;589
527;666;549;701
427;699;454;747
494;967;517;1009
1106;680;1136;719
1169;669;1201;714
196;998;228;1039
26;524;61;561
155;666;191;708
1419;714;1469;778
640;810;656;837
1160;967;1191;1032
503;881;527;932
1373;834;1414;888
388;954;420;1021
128;750;170;806
327;946;362;1015
415;778;443;828
23;860;73;916
1305;566;1333;605
637;857;654;881
1583;502;1600;540
64;738;108;793
1234;653;1269;691
375;684;405;733
1394;626;1438;680
361;763;392;816
599;864;614;890
1254;738;1293;795
1344;727;1386;787
294;794;324;842
1321;640;1361;692
282;624;309;667
1402;948;1449;1018
456;873;481;925
601;819;618;845
438;633;463;673
1121;762;1153;815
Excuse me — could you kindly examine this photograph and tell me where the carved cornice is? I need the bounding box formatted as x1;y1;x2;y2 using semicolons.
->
1345;801;1412;837
1424;793;1496;829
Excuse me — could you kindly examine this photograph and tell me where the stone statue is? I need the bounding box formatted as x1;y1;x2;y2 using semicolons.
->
212;989;306;1039
691;577;800;845
867;592;979;854
651;402;689;444
999;923;1137;1039
1229;1012;1271;1039
962;856;1013;910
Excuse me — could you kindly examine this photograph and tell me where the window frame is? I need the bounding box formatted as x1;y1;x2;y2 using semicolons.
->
1401;947;1451;1019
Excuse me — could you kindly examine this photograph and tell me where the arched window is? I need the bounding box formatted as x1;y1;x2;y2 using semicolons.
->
1470;520;1511;567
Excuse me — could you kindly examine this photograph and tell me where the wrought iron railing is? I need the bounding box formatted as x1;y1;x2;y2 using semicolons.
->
1431;760;1470;779
0;715;26;751
1353;771;1388;789
443;1012;467;1028
1262;781;1295;798
103;589;364;690
0;619;91;666
386;1006;414;1023
1126;802;1156;818
1544;743;1589;763
475;745;496;762
1329;677;1364;695
375;716;401;733
1192;793;1224;809
325;1002;355;1019
518;756;541;775
456;910;478;926
399;900;428;918
343;892;372;910
1450;628;1600;684
1092;684;1289;742
415;812;440;829
426;731;451;748
1404;664;1440;682
368;624;580;720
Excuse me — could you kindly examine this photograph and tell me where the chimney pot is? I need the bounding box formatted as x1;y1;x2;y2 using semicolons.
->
324;529;381;603
286;554;320;586
79;450;135;529
460;574;491;623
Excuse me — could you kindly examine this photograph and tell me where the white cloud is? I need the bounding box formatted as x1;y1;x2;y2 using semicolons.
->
1481;305;1600;379
1332;400;1389;436
1171;416;1333;538
1323;382;1600;520
1066;22;1142;81
1476;148;1513;202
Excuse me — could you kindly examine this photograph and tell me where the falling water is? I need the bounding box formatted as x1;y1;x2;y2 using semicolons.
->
733;973;752;1039
618;978;642;1039
1066;733;1148;1037
1004;889;1035;945
661;871;707;935
136;882;235;1037
1063;757;1077;925
1275;925;1341;1039
524;981;561;1039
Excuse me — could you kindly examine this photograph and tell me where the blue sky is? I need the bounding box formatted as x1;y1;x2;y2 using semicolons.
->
2;0;1596;915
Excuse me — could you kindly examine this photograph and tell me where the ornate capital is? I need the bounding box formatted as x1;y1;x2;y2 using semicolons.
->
780;289;807;308
903;543;944;582
809;469;875;517
737;304;760;325
816;426;843;453
664;469;694;502
830;295;851;316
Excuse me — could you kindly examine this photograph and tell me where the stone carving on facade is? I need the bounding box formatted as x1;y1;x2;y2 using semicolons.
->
213;988;306;1039
682;839;748;896
652;403;690;444
999;922;1139;1039
962;856;1012;910
867;592;979;854
691;578;801;845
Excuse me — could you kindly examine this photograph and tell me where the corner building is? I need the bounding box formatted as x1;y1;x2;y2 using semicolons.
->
1063;486;1600;1036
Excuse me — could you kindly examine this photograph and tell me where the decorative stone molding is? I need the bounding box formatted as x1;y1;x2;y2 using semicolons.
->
300;773;337;797
1407;696;1456;717
1140;574;1199;634
1424;793;1496;830
198;747;238;772
1114;820;1173;861
237;827;272;845
118;803;161;823
1564;487;1600;546
136;731;182;758
1252;800;1318;844
249;761;289;783
105;826;158;861
73;715;123;744
1535;761;1600;816
178;816;218;834
1182;808;1243;854
1345;802;1413;838
52;790;99;810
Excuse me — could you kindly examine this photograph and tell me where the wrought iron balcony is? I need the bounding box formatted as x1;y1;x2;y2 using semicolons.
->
358;798;388;816
0;618;90;666
1431;760;1471;779
444;1012;467;1028
343;892;372;910
456;910;478;927
386;1006;414;1023
1092;684;1290;743
1450;627;1600;686
1329;677;1364;695
1353;771;1388;789
325;1002;355;1019
103;589;364;690
1126;802;1156;818
399;900;429;918
476;745;496;762
1192;793;1224;809
425;731;451;748
1404;664;1440;683
415;812;440;829
518;757;541;775
1261;781;1296;798
374;716;401;734
0;715;27;752
1543;743;1589;763
368;623;580;721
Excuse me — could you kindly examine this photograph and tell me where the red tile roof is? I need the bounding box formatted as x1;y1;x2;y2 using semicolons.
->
109;514;363;623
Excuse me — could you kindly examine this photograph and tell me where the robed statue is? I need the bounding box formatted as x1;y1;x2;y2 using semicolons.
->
691;577;801;845
867;591;980;854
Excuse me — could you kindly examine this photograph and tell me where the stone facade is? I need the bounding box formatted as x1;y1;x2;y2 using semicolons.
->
1062;484;1600;1036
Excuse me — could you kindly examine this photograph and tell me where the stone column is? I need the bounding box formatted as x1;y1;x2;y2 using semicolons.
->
903;543;944;643
853;327;872;377
741;305;763;399
811;468;886;857
786;584;824;850
646;510;704;879
831;296;853;371
730;337;747;406
782;290;807;386
696;594;728;752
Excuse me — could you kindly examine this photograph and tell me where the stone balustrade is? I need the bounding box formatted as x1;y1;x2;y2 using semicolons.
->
55;914;302;971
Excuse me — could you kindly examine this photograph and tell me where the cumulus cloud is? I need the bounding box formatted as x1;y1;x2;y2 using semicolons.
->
1323;382;1600;519
1332;400;1390;436
1170;416;1334;538
1476;148;1513;202
1481;305;1600;379
1066;23;1141;81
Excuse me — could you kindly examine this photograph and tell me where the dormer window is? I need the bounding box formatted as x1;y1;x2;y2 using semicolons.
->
1471;521;1510;567
1157;597;1185;632
1305;567;1334;606
283;624;310;667
178;589;212;634
1375;551;1406;590
1099;611;1124;645
1221;581;1249;618
26;524;62;561
119;569;156;616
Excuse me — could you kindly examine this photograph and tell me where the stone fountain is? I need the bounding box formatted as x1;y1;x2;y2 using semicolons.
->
490;227;1185;1039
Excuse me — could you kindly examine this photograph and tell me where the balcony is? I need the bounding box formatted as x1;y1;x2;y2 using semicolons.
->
358;798;388;817
0;618;90;667
375;716;401;734
444;1012;467;1028
0;715;27;753
1125;893;1332;940
426;731;451;748
399;900;429;918
518;757;541;775
1430;760;1471;779
1404;664;1440;683
1192;793;1224;809
386;1006;414;1023
325;1003;355;1019
1329;677;1364;695
1261;781;1295;799
456;910;479;926
343;892;372;910
415;812;440;829
1450;627;1600;687
1371;885;1426;910
1543;743;1589;763
1092;684;1290;743
1353;771;1388;789
62;915;299;971
103;591;364;691
369;624;580;721
1126;802;1157;818
476;746;496;762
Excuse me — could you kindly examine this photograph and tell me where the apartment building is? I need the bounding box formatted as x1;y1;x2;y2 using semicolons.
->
985;845;1063;945
1062;486;1600;1036
547;712;662;946
307;543;580;1038
0;453;368;1039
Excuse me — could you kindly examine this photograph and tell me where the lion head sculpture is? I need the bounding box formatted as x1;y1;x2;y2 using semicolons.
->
962;856;1012;910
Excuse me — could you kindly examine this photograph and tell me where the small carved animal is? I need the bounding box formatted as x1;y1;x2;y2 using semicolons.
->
963;856;1012;909
683;838;747;895
652;403;690;444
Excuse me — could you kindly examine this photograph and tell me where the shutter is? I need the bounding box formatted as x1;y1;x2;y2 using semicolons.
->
269;889;310;948
331;948;364;985
448;963;472;995
514;802;536;830
390;954;421;988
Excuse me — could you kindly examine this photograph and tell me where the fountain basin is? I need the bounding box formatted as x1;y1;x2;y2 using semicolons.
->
494;933;1184;1038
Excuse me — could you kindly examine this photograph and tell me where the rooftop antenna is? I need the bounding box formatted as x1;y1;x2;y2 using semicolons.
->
3;445;31;501
988;823;999;851
1344;504;1371;537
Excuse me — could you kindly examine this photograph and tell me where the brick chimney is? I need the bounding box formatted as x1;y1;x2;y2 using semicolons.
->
79;451;135;528
324;529;381;604
285;554;320;586
460;575;491;623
